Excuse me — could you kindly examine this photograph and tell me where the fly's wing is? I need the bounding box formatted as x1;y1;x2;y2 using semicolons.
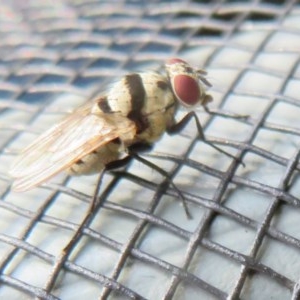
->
10;103;136;192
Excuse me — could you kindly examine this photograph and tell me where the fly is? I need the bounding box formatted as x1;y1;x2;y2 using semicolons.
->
10;58;238;219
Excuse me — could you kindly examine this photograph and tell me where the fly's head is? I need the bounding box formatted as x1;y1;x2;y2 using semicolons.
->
165;58;213;108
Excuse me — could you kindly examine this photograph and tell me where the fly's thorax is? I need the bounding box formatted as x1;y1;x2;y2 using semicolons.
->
93;71;177;144
134;106;175;143
93;72;176;116
133;72;176;143
103;73;146;116
138;72;175;113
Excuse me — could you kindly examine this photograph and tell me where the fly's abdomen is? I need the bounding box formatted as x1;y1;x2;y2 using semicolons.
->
67;142;121;175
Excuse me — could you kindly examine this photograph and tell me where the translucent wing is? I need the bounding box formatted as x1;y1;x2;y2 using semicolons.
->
10;102;136;192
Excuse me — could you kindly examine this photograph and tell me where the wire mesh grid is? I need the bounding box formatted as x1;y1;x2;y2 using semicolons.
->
0;0;300;299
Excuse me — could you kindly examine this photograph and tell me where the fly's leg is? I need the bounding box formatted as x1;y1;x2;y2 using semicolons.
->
61;149;160;255
49;146;191;291
127;144;192;219
61;155;136;256
61;169;106;256
110;143;192;218
48;168;107;292
62;142;192;257
51;156;133;289
167;111;244;166
203;105;249;120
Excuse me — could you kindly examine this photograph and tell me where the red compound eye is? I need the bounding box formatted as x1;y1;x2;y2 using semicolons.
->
166;57;187;65
173;74;200;106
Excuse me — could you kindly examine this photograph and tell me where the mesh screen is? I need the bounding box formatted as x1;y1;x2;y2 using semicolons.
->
0;0;300;299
